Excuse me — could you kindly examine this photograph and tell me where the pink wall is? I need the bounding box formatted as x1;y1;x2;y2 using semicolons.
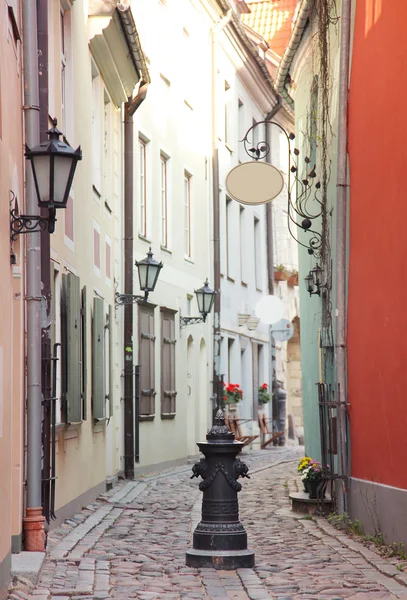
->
0;3;24;594
348;1;407;488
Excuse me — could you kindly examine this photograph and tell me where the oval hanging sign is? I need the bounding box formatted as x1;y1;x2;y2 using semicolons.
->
225;161;284;205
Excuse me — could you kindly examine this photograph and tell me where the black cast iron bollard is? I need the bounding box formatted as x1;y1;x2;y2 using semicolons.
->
186;409;255;569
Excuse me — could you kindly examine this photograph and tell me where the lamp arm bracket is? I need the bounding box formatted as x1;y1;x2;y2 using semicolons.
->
10;208;53;241
180;315;205;329
115;291;149;307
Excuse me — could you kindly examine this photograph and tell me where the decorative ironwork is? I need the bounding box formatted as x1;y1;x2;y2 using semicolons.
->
180;315;206;328
241;120;324;257
10;208;50;240
115;291;149;306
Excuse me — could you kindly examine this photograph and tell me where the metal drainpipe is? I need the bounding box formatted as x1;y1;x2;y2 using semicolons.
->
123;82;149;479
37;0;52;528
211;10;231;422
335;0;352;515
22;0;46;550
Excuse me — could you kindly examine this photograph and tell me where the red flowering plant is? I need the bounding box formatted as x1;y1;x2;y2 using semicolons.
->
258;383;270;405
223;382;243;404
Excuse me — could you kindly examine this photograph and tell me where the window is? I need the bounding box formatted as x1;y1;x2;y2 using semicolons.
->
224;81;232;147
139;305;156;418
103;90;112;204
105;239;111;281
139;138;147;237
238;99;245;162
254;217;262;289
161;310;177;417
240;206;246;283
160;155;168;247
226;198;232;277
184;172;191;257
64;194;74;245
93;227;100;271
91;61;101;192
59;5;73;140
227;338;234;383
51;263;62;422
60;8;66;131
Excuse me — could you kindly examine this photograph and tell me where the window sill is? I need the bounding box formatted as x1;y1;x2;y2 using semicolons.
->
241;281;248;287
227;276;235;283
160;245;172;255
184;256;194;264
140;414;155;422
138;234;151;244
225;143;233;154
92;184;102;199
161;413;176;420
256;287;263;293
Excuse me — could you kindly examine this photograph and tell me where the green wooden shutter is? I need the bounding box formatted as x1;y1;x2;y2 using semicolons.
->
108;304;113;418
66;273;82;423
81;286;88;421
139;305;156;416
92;297;105;420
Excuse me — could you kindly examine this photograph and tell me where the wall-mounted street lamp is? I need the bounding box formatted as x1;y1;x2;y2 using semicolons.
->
10;119;82;240
115;248;163;306
180;279;216;328
304;263;324;296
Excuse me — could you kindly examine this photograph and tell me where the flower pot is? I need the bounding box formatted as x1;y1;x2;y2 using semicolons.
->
288;274;299;286
274;271;287;282
308;479;325;499
302;479;309;493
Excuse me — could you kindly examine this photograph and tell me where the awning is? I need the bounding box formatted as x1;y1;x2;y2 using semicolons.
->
88;2;150;108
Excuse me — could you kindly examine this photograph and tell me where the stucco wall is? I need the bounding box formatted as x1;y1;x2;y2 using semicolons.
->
348;2;407;490
0;0;24;592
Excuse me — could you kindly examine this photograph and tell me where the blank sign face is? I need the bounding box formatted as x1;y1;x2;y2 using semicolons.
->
255;295;284;325
226;161;284;205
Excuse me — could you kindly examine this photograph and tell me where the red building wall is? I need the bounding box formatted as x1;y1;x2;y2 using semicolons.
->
348;2;407;489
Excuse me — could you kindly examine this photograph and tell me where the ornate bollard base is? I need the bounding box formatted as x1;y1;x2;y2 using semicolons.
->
186;410;255;570
186;548;255;569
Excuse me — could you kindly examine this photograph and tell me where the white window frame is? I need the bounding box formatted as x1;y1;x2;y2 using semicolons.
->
160;154;168;248
184;172;192;258
139;138;147;237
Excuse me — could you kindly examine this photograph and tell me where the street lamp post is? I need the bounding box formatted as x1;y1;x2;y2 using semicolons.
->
115;247;163;306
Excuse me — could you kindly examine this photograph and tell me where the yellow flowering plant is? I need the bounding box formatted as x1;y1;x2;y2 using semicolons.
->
297;456;311;473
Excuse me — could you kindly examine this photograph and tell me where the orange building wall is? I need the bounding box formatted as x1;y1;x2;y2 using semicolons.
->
348;1;407;488
0;4;24;597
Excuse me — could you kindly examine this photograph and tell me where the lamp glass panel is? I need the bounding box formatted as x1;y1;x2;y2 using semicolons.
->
203;291;215;314
146;264;160;290
53;155;74;205
32;154;51;204
196;290;204;314
138;263;148;290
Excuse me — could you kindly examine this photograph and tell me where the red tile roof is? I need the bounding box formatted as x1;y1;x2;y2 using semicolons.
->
242;0;298;57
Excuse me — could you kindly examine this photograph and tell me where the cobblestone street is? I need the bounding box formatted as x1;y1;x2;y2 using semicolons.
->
8;447;407;600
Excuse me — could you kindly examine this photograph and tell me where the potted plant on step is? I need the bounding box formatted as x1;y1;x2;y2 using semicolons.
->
298;456;312;493
274;265;288;282
223;382;243;410
258;383;270;406
301;460;326;499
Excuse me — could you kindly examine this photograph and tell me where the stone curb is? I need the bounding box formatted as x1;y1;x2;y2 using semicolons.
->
302;510;407;589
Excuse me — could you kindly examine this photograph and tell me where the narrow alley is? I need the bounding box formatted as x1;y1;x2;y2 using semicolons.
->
9;449;407;600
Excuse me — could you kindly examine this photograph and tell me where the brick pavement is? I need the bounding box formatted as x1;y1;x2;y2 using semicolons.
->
8;446;407;600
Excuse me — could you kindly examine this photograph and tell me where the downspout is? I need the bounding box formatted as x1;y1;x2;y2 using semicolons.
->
37;0;52;529
123;80;149;480
265;100;282;431
211;10;232;422
335;0;352;515
22;0;46;550
275;0;312;106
